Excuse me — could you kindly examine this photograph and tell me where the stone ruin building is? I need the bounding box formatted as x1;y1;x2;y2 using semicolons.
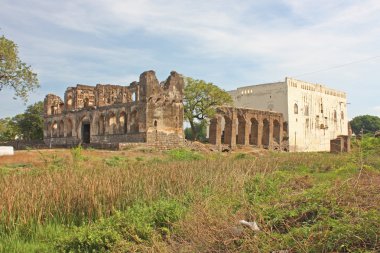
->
208;107;287;151
43;71;184;149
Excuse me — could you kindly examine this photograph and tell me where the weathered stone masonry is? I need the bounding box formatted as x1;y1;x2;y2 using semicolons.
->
43;71;184;149
209;107;287;151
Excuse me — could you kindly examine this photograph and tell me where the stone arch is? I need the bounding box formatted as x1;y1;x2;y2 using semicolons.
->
273;119;280;144
81;117;91;144
59;120;64;137
108;112;116;134
84;98;90;108
119;111;127;134
52;121;58;137
131;92;137;102
66;118;73;137
283;122;288;140
67;95;73;108
250;118;259;146
262;118;270;148
130;110;139;133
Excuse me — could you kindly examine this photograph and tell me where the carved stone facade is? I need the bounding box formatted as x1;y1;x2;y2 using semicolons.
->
209;107;287;151
43;71;184;149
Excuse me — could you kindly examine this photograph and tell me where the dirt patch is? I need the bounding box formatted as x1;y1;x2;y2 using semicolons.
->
334;170;380;211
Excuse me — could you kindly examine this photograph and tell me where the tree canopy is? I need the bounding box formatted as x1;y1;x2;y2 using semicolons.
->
350;115;380;135
183;77;232;140
0;101;43;141
0;35;39;102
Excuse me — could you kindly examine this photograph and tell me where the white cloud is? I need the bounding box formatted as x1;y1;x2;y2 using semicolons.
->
0;0;379;118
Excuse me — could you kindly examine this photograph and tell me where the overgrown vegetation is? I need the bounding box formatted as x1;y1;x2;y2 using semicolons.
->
0;137;379;252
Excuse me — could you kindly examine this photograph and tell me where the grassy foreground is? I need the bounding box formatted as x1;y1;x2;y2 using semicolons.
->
0;138;379;252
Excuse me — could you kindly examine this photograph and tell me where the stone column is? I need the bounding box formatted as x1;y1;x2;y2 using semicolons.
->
237;118;246;145
209;116;221;147
244;120;250;146
279;118;284;148
224;118;233;146
230;111;237;149
257;116;263;148
269;118;274;150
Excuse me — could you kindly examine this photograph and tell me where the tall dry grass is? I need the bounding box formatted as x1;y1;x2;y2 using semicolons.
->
0;151;349;233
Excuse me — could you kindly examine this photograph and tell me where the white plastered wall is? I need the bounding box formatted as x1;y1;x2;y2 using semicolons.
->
228;78;348;152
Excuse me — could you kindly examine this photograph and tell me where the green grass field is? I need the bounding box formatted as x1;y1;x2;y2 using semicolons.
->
0;138;379;252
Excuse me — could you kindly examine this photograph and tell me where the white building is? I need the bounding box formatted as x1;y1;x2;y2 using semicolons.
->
228;77;348;152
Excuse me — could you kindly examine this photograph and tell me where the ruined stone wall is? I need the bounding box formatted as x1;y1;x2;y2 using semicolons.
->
43;70;184;149
209;107;286;151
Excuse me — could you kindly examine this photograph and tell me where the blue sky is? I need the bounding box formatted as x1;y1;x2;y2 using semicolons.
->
1;0;379;118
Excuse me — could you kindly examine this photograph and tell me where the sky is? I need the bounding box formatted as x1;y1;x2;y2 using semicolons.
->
0;0;379;119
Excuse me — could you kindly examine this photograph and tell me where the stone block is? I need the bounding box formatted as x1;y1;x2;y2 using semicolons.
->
0;146;14;156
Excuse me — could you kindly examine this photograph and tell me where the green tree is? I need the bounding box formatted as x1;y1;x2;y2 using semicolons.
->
0;117;20;141
0;35;39;102
350;115;380;135
184;77;232;140
184;121;207;142
0;101;43;141
14;101;44;140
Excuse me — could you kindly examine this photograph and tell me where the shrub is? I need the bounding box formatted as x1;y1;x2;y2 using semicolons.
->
55;199;187;252
104;156;127;167
166;148;203;161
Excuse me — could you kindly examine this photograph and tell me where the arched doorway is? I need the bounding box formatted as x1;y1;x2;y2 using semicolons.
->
273;119;280;144
82;121;91;144
250;118;259;146
119;112;127;134
66;119;73;137
108;112;116;134
52;121;58;137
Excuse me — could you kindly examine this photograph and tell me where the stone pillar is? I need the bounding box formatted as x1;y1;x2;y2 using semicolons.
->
224;118;233;146
209;116;221;147
230;111;237;149
244;120;250;146
237;118;246;145
269;118;274;150
257;117;263;148
279;118;284;147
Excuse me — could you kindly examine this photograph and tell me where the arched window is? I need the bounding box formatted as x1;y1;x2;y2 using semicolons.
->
119;112;127;134
294;103;298;114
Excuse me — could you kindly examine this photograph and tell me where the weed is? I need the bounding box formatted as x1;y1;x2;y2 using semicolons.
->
55;198;187;252
166;148;203;161
104;156;127;167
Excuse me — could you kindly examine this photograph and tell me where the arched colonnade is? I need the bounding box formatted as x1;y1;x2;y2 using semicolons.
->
209;107;286;150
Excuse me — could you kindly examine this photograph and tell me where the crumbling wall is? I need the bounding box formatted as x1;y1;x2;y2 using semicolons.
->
44;94;64;116
209;107;286;151
43;70;184;149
